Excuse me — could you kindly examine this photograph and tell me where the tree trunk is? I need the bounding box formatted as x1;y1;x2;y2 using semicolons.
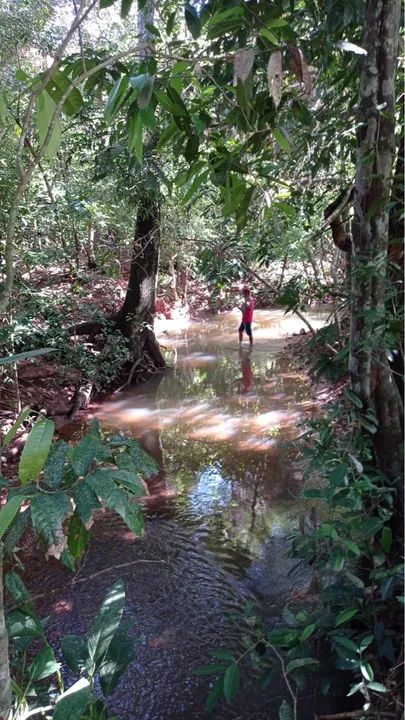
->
115;198;165;370
0;544;12;720
86;221;97;270
349;0;403;481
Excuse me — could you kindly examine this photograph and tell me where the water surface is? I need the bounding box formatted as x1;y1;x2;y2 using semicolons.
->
28;309;333;719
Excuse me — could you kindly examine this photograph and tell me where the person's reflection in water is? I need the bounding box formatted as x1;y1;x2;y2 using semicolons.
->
239;348;254;394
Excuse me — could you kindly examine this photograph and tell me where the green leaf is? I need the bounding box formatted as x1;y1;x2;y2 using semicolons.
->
72;434;98;477
210;649;236;661
260;28;280;45
29;645;60;681
7;609;44;639
19;418;54;485
359;415;378;434
330;548;346;572
194;664;227;676
267;18;289;28
4;507;30;555
126;439;158;478
73;480;101;527
0;348;56;365
131;113;143;163
317;523;338;541
0;90;9;122
166;11;176;35
206;675;224;711
120;0;133;17
302;488;323;499
300;624;316;641
286;657;319;673
30;492;72;550
279;700;293;720
360;661;374;682
47;71;83;116
380;526;393;554
100;0;117;7
333;635;358;653
36;91;61;157
335;609;359;627
5;572;31;606
366;682;387;693
223;663;240;703
43;440;69;488
99;620;136;695
53;679;94;720
104;76;129;122
345;389;363;408
182;171;208;205
185;3;201;39
0;496;23;541
157;122;178;148
61;635;89;674
2;407;31;448
137;75;155;110
154;89;188;117
67;514;90;560
273;127;291;155
87;580;126;672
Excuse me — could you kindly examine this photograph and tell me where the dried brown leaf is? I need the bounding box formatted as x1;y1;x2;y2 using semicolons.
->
267;51;283;108
233;47;254;85
289;46;314;97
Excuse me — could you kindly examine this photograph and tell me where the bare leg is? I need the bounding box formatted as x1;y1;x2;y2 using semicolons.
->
239;330;243;343
249;333;253;347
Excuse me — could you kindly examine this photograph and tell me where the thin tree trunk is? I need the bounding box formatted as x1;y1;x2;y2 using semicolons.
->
0;544;12;720
349;0;403;480
86;221;97;270
169;256;178;301
277;254;288;290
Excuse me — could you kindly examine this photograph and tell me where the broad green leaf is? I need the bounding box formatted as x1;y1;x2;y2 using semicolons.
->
87;580;126;672
0;348;56;365
273;127;291;155
100;0;117;7
267;18;289;28
73;480;101;527
380;526;393;554
61;635;89;674
334;635;358;653
120;0;133;17
99;620;136;695
194;664;227;676
279;700;293;720
206;675;224;711
330;548;345;572
128;112;143;163
157;122;178;148
129;74;148;93
302;488;323;499
43;440;69;488
260;28;280;45
5;572;31;606
345;389;363;408
359;415;378;434
210;649;236;661
72;434;98;477
0;496;23;540
67;514;90;560
145;22;161;38
53;678;93;720
126;439;158;478
286;657;319;673
2;407;31;448
29;645;60;681
36;91;61;157
300;624;316;641
166;10;176;35
154;89;187;117
360;661;374;682
335;609;359;627
7;609;44;639
47;71;83;116
30;492;72;550
88;471;144;535
19;418;54;485
317;523;338;541
185;3;201;39
367;682;387;693
223;663;240;703
138;75;155;110
104;76;129;122
4;507;30;555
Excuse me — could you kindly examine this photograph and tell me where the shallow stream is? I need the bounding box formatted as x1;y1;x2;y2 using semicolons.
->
27;308;335;719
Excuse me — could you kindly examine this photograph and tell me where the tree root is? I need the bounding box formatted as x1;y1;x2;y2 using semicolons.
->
68;381;93;420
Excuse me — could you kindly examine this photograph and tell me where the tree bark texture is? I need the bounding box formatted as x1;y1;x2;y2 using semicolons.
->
0;544;12;720
349;0;403;480
115;199;165;369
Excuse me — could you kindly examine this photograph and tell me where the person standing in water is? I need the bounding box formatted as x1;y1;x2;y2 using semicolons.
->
239;286;254;346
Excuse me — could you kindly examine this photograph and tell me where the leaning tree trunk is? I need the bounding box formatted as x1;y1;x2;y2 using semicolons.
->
115;198;165;370
349;0;402;481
